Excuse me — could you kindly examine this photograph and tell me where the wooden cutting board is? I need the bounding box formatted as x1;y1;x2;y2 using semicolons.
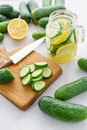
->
0;47;62;110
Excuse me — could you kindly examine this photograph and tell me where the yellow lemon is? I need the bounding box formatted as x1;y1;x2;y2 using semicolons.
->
51;18;70;45
7;18;28;40
55;43;77;62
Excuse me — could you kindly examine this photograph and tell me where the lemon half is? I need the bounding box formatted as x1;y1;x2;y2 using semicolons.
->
7;18;28;40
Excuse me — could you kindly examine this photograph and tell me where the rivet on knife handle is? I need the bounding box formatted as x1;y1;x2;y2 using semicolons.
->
0;58;12;69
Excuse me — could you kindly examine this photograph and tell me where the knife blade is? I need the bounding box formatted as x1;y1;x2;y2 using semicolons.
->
0;37;45;69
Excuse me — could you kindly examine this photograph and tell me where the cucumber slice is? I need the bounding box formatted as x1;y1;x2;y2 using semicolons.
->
0;67;14;84
27;64;35;73
20;66;30;78
46;22;61;38
35;62;48;68
42;67;53;78
33;81;46;92
22;74;32;85
31;69;42;78
32;75;43;82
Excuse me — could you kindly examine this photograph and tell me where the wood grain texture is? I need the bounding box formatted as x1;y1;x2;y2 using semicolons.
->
0;47;62;110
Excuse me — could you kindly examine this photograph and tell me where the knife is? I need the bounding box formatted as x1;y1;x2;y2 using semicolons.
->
0;37;45;69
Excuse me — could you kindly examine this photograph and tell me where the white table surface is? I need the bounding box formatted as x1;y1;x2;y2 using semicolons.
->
0;0;87;130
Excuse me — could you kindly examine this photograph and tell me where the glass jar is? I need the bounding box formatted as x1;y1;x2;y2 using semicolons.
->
46;10;84;63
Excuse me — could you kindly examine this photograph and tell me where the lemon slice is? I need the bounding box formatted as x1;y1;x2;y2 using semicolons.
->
51;18;71;45
7;18;28;40
56;43;77;59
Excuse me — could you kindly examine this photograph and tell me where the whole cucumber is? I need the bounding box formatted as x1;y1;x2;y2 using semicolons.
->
0;14;7;22
77;58;87;71
38;96;87;122
54;77;87;100
0;33;4;42
27;0;39;24
6;9;19;19
32;30;46;40
0;21;10;34
38;17;49;28
42;0;52;7
32;5;65;19
0;4;13;15
19;1;31;23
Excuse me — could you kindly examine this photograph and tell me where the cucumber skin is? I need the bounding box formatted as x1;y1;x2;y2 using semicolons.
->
38;96;87;122
32;5;65;19
42;0;52;7
0;14;7;22
78;58;87;71
0;4;13;15
55;0;65;6
6;9;19;19
32;30;46;40
0;21;10;34
38;17;49;28
27;0;39;24
55;77;87;101
0;33;4;42
19;1;31;23
0;68;14;84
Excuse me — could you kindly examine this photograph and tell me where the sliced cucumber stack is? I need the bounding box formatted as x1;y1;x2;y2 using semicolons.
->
19;62;53;92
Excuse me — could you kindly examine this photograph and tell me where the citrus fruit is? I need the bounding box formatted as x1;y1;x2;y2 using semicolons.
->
56;43;77;62
50;18;71;45
7;18;28;40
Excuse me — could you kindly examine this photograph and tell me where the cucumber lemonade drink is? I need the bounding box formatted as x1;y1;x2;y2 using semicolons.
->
46;10;84;63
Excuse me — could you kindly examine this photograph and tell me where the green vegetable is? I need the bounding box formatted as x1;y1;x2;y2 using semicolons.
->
27;64;35;73
32;5;65;19
77;58;87;71
32;30;46;40
0;33;4;42
19;1;31;23
54;77;87;100
0;4;13;15
0;67;14;84
55;0;65;6
27;0;39;24
0;20;10;34
6;9;19;19
38;17;49;28
42;67;53;78
0;14;7;22
20;62;53;92
38;96;87;122
42;0;52;7
32;81;45;92
35;62;48;68
20;66;30;78
22;74;32;85
31;69;42;78
32;75;43;82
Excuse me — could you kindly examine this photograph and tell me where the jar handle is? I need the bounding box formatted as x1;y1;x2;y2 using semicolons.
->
77;25;85;43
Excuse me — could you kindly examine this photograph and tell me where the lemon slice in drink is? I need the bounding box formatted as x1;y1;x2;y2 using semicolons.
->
56;43;77;60
51;18;71;45
7;18;28;40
